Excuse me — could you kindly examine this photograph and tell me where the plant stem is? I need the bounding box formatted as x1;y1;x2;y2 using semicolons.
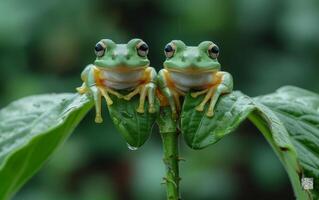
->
248;112;309;200
157;107;181;200
160;130;180;200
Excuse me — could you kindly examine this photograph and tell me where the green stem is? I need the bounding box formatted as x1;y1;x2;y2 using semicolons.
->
160;130;180;200
157;107;181;200
248;112;309;200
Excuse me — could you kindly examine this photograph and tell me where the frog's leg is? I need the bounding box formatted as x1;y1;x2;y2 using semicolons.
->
104;88;123;99
90;86;103;123
194;87;216;112
146;81;156;113
76;65;92;94
77;65;104;123
194;71;233;117
123;67;157;113
99;86;123;107
158;69;179;118
191;88;208;98
172;89;183;112
123;86;141;100
136;84;148;113
99;86;113;106
206;72;233;117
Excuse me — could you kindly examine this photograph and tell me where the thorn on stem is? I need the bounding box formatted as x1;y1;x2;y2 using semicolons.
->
163;177;177;188
177;157;186;162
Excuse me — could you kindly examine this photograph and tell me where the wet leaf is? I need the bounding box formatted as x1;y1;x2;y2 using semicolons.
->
107;93;159;148
181;91;255;149
255;86;319;199
0;93;93;200
181;86;319;199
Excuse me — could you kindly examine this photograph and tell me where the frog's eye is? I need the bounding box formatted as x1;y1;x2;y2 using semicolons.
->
94;42;106;57
164;44;175;58
137;42;149;57
208;44;219;59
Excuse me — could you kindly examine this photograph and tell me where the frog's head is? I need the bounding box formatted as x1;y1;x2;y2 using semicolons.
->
163;40;221;73
93;38;150;69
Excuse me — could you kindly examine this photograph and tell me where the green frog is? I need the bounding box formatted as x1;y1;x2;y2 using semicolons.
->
158;40;233;117
77;38;157;123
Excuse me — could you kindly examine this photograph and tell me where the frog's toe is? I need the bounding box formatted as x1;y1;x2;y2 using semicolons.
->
195;105;205;112
76;85;87;94
113;93;123;99
136;106;145;113
76;88;84;94
123;95;132;101
191;93;197;98
148;104;156;113
99;89;114;106
95;115;103;123
206;109;214;117
123;86;141;101
106;99;113;106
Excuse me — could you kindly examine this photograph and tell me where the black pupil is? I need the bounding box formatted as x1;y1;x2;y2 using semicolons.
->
210;46;219;54
139;43;148;51
95;43;104;52
164;44;173;52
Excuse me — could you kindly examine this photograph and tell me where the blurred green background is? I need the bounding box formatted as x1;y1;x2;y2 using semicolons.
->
1;0;319;199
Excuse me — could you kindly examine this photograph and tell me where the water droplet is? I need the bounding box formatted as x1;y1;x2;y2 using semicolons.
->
127;143;138;151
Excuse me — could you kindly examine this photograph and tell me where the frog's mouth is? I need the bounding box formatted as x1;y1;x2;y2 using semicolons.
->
165;66;218;74
96;65;148;73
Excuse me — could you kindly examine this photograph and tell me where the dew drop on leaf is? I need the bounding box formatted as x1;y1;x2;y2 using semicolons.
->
127;143;138;151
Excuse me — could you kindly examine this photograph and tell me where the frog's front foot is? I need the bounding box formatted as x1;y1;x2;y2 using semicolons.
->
77;84;124;123
80;85;103;123
94;87;124;123
99;87;123;106
191;72;233;117
76;83;88;94
123;82;156;113
192;87;217;117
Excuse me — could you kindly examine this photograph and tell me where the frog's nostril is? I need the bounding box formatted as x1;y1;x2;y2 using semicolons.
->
181;55;186;62
196;56;202;62
126;54;130;60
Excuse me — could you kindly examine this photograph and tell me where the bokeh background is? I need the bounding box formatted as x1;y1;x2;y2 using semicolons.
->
1;0;319;199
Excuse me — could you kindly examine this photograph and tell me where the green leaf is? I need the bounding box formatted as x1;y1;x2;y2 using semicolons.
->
107;93;159;148
181;86;319;199
0;93;93;200
181;91;255;149
255;86;319;199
